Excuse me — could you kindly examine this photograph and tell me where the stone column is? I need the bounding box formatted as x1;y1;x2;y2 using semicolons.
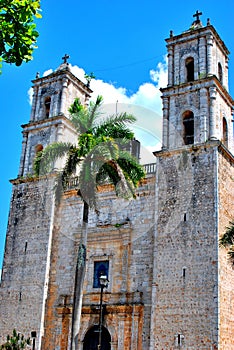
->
18;132;28;177
198;36;206;78
207;34;213;76
209;87;217;140
199;87;208;143
59;78;68;115
167;46;174;86
30;86;39;121
35;87;43;120
162;97;169;149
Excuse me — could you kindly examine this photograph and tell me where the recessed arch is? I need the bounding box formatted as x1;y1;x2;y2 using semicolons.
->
182;111;194;145
185;57;194;82
83;325;111;350
44;96;51;118
222;117;228;147
218;62;223;83
35;144;43;153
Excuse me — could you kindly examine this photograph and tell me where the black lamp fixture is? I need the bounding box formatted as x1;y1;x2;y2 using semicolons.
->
97;274;108;350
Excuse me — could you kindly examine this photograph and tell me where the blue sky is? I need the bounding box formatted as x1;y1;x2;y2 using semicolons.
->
0;0;234;267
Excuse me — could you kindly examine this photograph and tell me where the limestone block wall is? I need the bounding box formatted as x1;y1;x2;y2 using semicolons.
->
41;176;155;350
0;177;55;347
151;144;220;349
218;147;234;350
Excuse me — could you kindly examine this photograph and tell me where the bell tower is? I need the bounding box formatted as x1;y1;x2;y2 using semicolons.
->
0;57;92;349
161;11;233;152
19;56;92;177
151;12;234;349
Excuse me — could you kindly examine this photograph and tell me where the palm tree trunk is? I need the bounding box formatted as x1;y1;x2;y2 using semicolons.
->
70;200;89;350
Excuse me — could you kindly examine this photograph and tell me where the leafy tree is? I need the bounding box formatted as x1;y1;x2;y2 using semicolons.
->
0;0;41;69
219;220;234;266
34;96;145;349
0;329;31;349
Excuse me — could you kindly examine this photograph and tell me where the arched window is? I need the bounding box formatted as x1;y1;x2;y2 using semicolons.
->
183;111;194;145
35;144;43;153
222;117;228;147
83;325;111;350
218;63;223;83
44;97;51;118
185;57;194;82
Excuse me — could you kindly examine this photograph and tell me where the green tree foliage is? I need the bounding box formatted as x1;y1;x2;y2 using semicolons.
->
34;96;145;349
0;0;41;69
219;220;234;266
0;329;31;349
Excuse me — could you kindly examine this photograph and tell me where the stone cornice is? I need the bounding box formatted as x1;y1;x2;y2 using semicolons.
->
160;75;234;108
166;24;229;56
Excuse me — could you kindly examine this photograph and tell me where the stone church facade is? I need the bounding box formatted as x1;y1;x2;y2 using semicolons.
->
1;13;234;350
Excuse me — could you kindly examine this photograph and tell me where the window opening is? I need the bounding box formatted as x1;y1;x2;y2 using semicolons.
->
218;62;223;83
35;144;43;153
222;117;228;147
44;97;51;118
185;57;194;82
183;111;194;145
93;260;109;288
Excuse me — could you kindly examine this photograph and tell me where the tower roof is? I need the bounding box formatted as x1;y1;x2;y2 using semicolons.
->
166;12;230;56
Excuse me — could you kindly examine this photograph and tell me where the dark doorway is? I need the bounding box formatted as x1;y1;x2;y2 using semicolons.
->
83;325;111;350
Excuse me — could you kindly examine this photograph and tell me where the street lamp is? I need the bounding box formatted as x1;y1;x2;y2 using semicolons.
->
97;274;108;350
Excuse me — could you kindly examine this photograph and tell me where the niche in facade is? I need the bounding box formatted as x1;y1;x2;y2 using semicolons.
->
218;62;223;84
183;111;194;145
222;117;228;147
185;57;194;82
44;97;51;118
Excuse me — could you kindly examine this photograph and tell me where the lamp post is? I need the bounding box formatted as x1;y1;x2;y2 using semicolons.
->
97;274;108;350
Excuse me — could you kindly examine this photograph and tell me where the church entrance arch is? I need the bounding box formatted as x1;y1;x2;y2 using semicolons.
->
83;325;111;350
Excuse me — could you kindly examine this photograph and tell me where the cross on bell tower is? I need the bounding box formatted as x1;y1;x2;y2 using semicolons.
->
62;53;70;64
193;10;202;23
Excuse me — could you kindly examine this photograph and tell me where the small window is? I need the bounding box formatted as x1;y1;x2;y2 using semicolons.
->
222;117;228;147
93;260;109;288
218;63;223;83
183;111;194;145
185;57;194;82
35;144;43;153
44;97;51;118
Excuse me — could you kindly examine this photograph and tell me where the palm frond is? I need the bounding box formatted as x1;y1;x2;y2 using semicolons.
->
116;150;145;186
219;220;234;247
87;95;103;129
55;147;82;202
78;157;97;208
33;142;73;176
70;108;89;134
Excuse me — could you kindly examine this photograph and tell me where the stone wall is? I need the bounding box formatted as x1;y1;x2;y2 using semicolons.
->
151;143;220;349
0;177;55;347
218;146;234;350
40;175;156;349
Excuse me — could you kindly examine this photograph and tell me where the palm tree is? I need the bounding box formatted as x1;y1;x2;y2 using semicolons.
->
34;96;145;350
219;220;234;266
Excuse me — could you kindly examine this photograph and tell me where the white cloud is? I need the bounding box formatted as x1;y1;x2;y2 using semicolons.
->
69;56;168;116
28;57;168;160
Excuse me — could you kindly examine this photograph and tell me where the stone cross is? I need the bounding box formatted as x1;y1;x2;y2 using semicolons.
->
193;10;202;22
62;54;70;64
